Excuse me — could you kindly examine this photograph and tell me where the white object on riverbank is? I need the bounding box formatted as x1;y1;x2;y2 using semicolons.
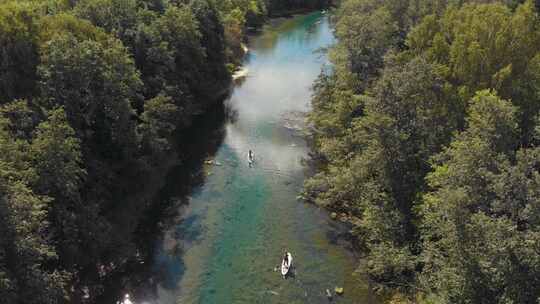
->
118;294;133;304
232;67;249;80
241;43;249;54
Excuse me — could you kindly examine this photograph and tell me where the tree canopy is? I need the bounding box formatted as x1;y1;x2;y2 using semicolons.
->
305;0;540;303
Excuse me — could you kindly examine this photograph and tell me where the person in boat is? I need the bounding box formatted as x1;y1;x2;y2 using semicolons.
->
283;252;289;267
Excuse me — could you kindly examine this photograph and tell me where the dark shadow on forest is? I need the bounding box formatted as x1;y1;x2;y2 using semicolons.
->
94;91;233;303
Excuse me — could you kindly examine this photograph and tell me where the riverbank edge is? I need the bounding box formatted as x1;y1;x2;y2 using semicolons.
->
293;9;389;301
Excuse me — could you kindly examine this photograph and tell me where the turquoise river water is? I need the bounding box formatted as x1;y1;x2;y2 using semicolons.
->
117;12;379;304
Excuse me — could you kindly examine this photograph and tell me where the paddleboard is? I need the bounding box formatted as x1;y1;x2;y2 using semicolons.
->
281;252;293;277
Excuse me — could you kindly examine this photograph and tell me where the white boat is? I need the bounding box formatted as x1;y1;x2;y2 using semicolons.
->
281;252;293;277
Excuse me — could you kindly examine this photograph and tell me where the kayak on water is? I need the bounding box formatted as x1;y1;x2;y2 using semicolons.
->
281;252;293;278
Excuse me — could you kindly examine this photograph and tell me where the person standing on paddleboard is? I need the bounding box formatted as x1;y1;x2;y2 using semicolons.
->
248;149;254;167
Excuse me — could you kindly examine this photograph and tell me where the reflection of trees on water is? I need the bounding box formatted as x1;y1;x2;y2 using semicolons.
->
96;95;231;304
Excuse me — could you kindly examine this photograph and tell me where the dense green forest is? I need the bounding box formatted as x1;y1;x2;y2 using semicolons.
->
305;0;540;303
0;0;328;303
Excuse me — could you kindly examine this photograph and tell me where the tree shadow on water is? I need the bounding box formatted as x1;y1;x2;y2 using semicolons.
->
96;93;234;304
325;220;355;252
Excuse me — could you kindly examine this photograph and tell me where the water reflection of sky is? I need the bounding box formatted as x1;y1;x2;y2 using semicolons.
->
236;16;334;123
224;12;335;170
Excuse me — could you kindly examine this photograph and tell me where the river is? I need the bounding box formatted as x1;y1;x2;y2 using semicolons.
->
113;11;378;304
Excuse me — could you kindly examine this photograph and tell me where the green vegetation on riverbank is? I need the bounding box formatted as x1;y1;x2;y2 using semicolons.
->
0;0;330;303
305;0;540;303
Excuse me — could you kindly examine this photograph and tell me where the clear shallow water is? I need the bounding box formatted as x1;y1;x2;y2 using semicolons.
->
122;12;379;304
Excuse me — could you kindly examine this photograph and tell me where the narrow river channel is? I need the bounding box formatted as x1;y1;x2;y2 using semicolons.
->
117;12;379;304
